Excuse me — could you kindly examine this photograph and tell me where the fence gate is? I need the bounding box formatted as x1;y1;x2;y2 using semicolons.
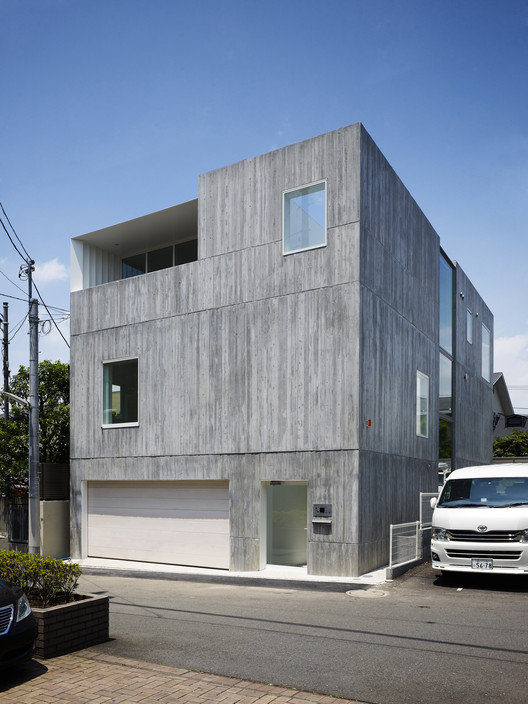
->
388;492;438;569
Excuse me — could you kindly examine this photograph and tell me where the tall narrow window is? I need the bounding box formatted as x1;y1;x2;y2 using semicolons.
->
439;254;453;354
103;358;139;426
283;181;326;255
439;353;452;416
481;324;491;382
416;371;429;438
466;309;473;344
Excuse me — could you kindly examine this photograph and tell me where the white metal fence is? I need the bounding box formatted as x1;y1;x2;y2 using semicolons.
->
419;492;438;528
389;521;420;568
388;492;438;568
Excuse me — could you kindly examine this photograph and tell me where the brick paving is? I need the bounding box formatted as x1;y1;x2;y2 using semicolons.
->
0;649;365;704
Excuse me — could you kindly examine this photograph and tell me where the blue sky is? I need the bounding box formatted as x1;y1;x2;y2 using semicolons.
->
1;0;527;410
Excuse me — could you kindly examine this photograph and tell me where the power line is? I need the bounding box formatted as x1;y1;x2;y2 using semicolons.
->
0;268;27;296
9;313;29;343
0;291;28;303
43;304;70;314
0;216;27;262
32;280;70;349
0;202;32;261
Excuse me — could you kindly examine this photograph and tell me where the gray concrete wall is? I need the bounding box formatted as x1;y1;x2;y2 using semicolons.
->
70;124;365;573
453;264;493;467
199;124;361;259
70;123;492;576
71;450;363;576
355;128;439;572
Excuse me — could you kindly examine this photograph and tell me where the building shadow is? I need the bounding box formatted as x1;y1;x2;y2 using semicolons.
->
433;571;528;593
0;659;48;691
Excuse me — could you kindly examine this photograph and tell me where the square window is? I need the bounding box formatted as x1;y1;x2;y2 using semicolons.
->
283;181;326;254
416;370;429;438
103;358;139;426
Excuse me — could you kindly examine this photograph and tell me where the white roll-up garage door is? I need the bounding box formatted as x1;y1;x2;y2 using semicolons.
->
87;481;230;569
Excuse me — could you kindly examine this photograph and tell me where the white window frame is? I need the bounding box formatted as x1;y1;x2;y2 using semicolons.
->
282;179;327;255
416;370;429;438
102;355;140;428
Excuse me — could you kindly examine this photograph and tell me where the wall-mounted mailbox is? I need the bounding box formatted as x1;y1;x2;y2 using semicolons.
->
312;503;332;524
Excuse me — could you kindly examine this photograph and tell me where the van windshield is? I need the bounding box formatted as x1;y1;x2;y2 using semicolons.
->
438;477;528;507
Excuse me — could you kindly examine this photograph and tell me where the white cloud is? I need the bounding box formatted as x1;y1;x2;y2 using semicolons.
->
495;334;528;383
494;334;528;413
34;258;68;283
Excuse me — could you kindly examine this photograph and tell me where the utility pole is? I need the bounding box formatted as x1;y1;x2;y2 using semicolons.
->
28;296;40;553
20;258;40;555
1;302;8;422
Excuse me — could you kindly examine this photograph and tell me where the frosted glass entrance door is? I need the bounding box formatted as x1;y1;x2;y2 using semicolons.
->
267;484;307;566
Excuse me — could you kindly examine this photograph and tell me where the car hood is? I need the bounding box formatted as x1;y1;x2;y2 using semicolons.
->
433;506;528;531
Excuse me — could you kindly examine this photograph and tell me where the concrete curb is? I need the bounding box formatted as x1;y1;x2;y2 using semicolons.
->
79;565;380;592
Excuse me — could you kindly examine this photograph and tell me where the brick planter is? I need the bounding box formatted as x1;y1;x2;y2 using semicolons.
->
32;593;109;659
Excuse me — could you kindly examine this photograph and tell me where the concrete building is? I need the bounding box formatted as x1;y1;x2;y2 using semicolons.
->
70;123;493;576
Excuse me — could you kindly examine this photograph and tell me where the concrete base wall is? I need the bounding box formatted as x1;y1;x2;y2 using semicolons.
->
71;448;437;577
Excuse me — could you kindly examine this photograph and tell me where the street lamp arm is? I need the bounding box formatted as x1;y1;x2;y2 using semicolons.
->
0;390;30;407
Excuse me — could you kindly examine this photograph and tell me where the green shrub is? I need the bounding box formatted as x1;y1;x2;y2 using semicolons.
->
0;550;81;607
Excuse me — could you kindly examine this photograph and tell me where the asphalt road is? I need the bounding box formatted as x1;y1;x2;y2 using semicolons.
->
78;564;528;704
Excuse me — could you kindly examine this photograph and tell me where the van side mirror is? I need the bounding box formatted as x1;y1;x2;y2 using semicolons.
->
430;497;437;509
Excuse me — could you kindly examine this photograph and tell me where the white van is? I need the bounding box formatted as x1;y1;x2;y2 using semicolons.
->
430;464;528;574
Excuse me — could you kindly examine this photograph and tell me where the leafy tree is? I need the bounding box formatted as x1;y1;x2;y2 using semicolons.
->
493;429;528;458
0;360;69;497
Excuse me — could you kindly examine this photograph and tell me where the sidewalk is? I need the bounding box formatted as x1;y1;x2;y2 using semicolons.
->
77;558;388;589
0;649;366;704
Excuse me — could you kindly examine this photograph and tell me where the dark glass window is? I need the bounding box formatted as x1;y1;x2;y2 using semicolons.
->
506;415;527;428
175;240;198;265
103;359;139;425
148;246;173;272
122;253;146;279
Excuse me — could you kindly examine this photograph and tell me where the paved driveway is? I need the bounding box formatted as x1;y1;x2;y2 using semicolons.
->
0;649;362;703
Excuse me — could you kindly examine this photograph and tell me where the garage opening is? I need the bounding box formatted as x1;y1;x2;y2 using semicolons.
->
87;480;229;569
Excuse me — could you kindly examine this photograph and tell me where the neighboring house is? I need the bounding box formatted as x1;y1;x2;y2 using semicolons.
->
493;372;527;438
70;123;493;577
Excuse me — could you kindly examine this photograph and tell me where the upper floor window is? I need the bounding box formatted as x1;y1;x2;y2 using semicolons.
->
481;324;491;382
122;240;197;279
439;253;453;355
283;181;326;255
466;309;473;344
103;357;139;426
416;370;429;438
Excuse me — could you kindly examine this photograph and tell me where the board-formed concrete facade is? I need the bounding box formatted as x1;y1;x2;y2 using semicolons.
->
70;123;493;576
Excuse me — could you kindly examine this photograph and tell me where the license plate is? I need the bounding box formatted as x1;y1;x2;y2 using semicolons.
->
472;558;493;570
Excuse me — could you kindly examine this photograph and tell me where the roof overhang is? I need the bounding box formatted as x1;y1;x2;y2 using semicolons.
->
72;199;198;258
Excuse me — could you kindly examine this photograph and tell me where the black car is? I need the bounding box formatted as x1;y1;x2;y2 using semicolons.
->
0;581;37;669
